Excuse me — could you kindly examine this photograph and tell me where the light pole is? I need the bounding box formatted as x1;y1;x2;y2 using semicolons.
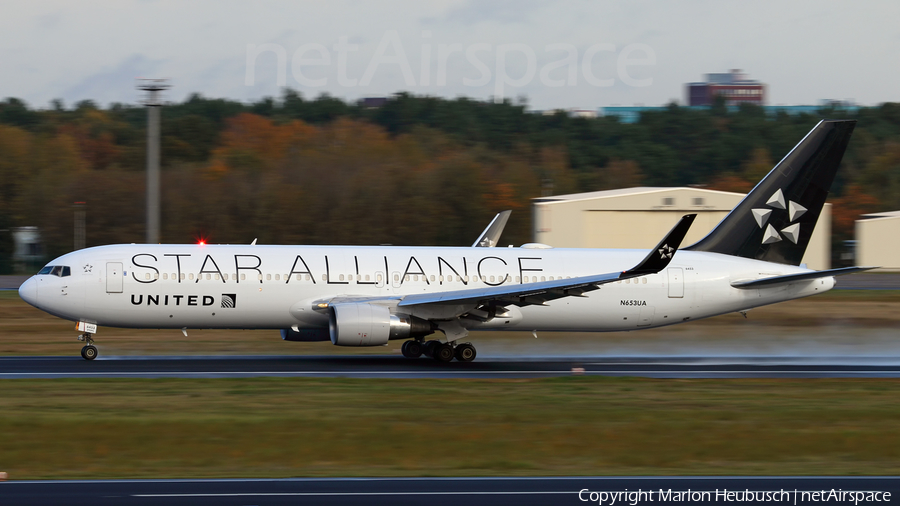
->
137;78;170;244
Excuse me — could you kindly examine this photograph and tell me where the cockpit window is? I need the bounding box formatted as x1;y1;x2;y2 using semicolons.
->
38;266;71;277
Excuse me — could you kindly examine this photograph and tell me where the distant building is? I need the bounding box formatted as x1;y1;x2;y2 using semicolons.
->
358;97;389;109
533;187;831;270
568;109;598;119
601;101;861;124
766;101;860;117
599;106;677;123
12;226;43;268
856;211;900;271
686;69;765;107
535;109;597;118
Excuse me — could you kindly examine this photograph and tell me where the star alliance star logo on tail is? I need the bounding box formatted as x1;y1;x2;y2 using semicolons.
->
751;188;806;245
658;244;674;259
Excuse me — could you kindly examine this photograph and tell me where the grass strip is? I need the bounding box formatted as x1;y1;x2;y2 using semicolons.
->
0;377;898;479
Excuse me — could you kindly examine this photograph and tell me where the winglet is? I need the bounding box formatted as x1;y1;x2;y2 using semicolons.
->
620;214;697;279
472;210;512;247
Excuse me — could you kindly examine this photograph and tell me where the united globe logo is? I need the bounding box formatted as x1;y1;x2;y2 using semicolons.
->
221;294;237;308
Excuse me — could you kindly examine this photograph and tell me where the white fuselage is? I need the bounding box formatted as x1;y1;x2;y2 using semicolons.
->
19;243;833;335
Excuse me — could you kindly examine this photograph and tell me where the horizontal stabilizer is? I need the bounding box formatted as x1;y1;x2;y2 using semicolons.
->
731;266;876;289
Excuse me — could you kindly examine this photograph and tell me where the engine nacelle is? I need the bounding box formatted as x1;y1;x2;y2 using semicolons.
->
328;303;437;347
280;327;330;342
388;313;436;340
329;303;392;346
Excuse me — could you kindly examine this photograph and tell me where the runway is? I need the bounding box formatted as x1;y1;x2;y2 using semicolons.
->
4;354;900;379
2;476;899;506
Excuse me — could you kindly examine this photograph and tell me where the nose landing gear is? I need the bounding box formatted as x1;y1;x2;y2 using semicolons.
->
78;333;97;360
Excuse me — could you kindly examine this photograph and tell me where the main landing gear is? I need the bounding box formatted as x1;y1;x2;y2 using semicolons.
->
78;333;97;361
401;339;476;363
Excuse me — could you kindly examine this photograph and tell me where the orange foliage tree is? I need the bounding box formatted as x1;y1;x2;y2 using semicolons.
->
830;185;881;241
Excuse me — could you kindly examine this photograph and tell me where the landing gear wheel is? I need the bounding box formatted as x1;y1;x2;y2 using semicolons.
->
81;345;98;361
423;340;441;358
454;343;476;362
401;340;423;358
433;343;455;363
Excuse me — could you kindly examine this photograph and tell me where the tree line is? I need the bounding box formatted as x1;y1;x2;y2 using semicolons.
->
1;91;899;272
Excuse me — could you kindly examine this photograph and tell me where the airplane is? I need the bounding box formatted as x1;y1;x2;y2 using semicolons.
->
18;119;870;362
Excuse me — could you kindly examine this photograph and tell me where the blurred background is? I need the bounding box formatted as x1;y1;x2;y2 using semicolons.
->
1;1;899;273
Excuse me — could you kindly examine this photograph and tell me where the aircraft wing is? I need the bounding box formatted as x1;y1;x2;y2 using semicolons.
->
472;210;511;247
399;214;696;309
730;266;877;289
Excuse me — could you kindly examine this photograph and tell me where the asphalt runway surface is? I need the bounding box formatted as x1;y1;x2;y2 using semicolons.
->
4;354;900;379
2;476;899;506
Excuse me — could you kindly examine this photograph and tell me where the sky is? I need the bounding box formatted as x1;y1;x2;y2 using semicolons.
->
2;0;899;111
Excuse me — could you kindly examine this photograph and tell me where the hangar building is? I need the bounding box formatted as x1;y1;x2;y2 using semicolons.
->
532;187;831;271
856;211;900;271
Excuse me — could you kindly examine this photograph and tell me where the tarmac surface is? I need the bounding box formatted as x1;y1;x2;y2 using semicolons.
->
0;275;28;290
1;476;899;506
4;355;900;379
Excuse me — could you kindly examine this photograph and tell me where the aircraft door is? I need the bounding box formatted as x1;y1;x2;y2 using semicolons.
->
667;267;683;298
106;262;123;293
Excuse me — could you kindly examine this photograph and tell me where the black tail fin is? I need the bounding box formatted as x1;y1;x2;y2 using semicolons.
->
686;119;856;265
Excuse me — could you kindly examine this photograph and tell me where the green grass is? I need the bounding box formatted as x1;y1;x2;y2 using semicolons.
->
822;289;900;301
1;377;900;479
0;291;22;300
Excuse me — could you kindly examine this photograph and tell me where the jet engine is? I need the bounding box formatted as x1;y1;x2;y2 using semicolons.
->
328;303;435;346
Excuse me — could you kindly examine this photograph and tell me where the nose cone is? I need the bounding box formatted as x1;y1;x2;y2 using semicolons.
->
18;277;37;307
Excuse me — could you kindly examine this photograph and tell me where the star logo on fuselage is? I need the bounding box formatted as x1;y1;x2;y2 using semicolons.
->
83;264;93;273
